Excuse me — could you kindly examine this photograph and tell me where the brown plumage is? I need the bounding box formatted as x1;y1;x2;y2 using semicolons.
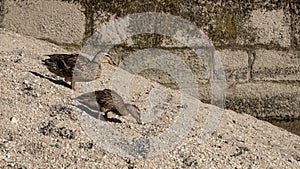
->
75;89;141;124
42;53;116;91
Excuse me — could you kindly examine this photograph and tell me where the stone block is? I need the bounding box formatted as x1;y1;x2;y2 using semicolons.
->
237;9;290;48
2;0;85;45
252;49;300;80
216;49;248;81
290;1;300;48
226;82;300;120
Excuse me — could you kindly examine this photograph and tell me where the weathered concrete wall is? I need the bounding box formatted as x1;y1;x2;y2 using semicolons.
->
0;0;299;120
1;0;85;47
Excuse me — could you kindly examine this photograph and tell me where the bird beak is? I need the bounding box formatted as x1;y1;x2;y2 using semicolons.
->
104;53;117;66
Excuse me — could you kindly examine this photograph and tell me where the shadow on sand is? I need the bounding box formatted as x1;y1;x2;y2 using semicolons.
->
74;104;122;123
29;71;72;89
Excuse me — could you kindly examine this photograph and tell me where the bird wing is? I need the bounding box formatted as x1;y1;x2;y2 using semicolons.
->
72;54;101;81
95;89;126;113
42;54;78;78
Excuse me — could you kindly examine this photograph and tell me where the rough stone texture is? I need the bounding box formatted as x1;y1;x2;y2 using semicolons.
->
0;28;67;55
160;36;188;48
237;9;291;47
253;49;300;80
226;82;300;120
0;0;299;142
0;30;300;169
0;0;5;25
109;46;209;90
1;1;295;48
290;0;300;48
269;119;300;136
2;0;85;45
88;0;240;46
93;10;116;33
293;15;300;48
217;49;248;81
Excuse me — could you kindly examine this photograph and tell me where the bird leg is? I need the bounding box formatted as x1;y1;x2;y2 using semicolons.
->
104;111;109;122
71;80;76;90
65;77;79;92
97;111;102;120
98;111;109;122
71;80;81;93
102;111;114;127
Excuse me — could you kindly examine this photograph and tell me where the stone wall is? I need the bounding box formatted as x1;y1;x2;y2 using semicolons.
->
1;0;299;120
1;0;85;47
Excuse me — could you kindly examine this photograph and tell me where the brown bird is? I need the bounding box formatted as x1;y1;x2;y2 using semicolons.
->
75;89;142;124
42;52;116;91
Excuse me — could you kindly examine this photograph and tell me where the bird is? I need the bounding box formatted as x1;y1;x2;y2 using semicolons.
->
75;89;142;124
42;52;116;91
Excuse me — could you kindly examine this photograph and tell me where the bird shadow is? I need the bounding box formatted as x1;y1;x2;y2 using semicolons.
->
75;104;122;123
29;71;72;89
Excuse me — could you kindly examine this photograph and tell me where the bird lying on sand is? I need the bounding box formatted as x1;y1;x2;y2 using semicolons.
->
75;89;142;124
42;52;116;91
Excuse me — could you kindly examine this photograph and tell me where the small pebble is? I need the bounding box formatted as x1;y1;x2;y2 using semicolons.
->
10;117;18;124
20;52;24;57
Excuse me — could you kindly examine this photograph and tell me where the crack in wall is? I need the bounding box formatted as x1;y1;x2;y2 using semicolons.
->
0;0;7;27
247;50;256;81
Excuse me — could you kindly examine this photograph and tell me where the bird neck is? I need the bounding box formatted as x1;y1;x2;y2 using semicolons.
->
92;55;101;63
95;64;102;78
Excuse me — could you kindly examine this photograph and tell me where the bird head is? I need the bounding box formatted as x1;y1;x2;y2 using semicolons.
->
102;53;117;66
92;52;116;66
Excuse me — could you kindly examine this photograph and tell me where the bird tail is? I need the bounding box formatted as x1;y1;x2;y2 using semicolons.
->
125;103;142;124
